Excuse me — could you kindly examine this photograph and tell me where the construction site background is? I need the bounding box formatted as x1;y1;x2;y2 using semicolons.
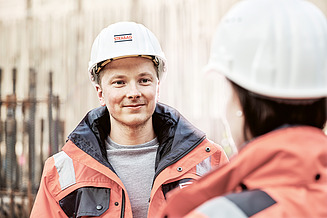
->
0;0;326;217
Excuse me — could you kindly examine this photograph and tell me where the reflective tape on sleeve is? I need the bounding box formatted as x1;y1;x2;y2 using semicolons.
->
53;151;76;190
196;156;212;177
195;196;248;218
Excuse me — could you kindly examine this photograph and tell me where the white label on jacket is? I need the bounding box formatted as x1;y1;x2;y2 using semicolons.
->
53;151;76;190
179;181;193;189
196;156;211;177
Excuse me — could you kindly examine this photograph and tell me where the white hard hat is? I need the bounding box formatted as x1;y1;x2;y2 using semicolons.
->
207;0;327;99
88;21;167;84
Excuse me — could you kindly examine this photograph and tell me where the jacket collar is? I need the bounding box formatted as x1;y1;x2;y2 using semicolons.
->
153;103;205;174
67;102;205;171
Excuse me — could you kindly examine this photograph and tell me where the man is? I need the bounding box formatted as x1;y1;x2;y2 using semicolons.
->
161;0;327;217
30;21;228;217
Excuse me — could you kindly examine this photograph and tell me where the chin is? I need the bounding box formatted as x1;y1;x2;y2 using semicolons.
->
122;116;152;127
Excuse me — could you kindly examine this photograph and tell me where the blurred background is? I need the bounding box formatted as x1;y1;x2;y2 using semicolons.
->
0;0;326;217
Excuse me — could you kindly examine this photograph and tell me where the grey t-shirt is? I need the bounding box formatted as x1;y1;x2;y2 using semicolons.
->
105;137;159;218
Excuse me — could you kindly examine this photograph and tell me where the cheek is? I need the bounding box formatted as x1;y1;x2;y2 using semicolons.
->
103;90;121;108
155;86;160;102
143;85;159;102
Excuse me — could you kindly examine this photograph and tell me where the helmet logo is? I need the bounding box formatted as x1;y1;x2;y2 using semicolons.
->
114;33;132;43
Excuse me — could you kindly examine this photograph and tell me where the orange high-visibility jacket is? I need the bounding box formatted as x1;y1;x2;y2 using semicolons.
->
30;103;228;218
162;126;327;218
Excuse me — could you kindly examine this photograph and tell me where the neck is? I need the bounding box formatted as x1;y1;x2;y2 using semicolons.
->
109;117;156;145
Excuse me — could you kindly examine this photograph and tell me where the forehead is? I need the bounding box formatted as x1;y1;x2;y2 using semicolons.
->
102;57;157;76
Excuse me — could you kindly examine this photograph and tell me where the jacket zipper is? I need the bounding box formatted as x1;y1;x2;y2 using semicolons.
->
120;190;125;218
152;136;206;186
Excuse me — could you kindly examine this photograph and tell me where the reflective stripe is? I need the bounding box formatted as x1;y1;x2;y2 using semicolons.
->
195;196;248;218
225;189;276;216
53;151;76;190
196;156;211;176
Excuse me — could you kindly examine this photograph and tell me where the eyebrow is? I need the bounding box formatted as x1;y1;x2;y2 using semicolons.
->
107;72;155;81
138;72;155;77
109;74;126;79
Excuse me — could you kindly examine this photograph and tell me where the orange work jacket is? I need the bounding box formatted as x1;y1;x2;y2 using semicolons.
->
30;103;229;218
162;126;327;218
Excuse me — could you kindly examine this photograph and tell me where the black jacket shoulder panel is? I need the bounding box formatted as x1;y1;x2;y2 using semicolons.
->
225;189;277;217
67;103;205;173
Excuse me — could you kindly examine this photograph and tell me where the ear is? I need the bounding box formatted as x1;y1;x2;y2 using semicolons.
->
156;81;160;102
95;84;106;106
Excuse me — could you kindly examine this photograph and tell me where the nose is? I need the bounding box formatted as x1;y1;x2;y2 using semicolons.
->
126;83;141;99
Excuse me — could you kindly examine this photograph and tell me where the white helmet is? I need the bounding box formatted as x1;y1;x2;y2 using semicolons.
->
88;21;167;84
207;0;327;99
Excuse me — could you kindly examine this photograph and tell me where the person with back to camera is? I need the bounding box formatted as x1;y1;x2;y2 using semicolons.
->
161;0;327;217
30;21;229;218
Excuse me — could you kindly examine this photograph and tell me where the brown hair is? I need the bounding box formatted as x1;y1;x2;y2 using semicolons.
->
94;56;159;86
230;81;327;140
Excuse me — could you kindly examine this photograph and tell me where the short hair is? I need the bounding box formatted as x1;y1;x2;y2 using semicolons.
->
94;57;159;86
230;80;327;140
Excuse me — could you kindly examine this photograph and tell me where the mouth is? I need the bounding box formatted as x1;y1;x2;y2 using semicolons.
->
123;103;146;109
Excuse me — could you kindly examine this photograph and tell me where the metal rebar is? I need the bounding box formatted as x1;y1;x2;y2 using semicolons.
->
39;118;44;180
54;95;59;152
12;68;16;95
26;68;37;215
21;101;28;193
28;68;36;193
5;94;17;218
48;71;56;155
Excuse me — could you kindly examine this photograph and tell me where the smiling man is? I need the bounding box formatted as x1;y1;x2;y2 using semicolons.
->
97;57;159;144
30;22;228;218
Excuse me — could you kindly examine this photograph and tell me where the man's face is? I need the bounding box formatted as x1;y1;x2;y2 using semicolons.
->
96;57;159;128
